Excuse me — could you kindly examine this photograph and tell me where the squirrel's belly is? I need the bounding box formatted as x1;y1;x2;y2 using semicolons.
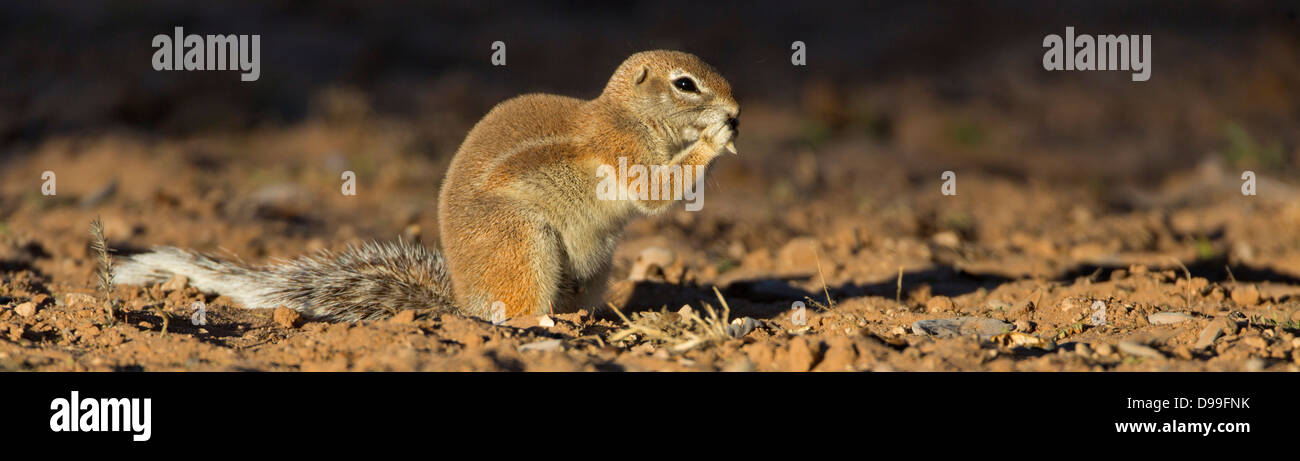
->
560;228;622;280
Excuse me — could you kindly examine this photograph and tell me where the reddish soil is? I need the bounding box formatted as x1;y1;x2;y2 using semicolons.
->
2;36;1299;371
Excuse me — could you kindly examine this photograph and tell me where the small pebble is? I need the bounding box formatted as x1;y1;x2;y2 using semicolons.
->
912;317;1011;339
1148;312;1193;325
1195;320;1228;349
1075;343;1093;357
931;231;960;249
391;310;416;324
273;306;302;329
1118;340;1165;360
925;296;955;313
537;315;555;328
518;339;562;352
1231;285;1261;306
1095;343;1115;356
727;317;759;338
14;301;37;318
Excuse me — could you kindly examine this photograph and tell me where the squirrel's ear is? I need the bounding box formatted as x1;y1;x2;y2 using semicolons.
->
634;66;649;85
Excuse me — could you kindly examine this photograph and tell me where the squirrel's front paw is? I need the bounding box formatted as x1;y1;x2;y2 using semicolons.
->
699;121;738;155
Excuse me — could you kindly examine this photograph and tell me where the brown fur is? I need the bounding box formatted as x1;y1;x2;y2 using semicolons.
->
439;50;738;318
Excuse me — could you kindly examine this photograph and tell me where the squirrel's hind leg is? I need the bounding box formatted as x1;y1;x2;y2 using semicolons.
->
445;207;563;320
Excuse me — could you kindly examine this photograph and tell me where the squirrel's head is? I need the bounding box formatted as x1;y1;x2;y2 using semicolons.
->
600;50;739;151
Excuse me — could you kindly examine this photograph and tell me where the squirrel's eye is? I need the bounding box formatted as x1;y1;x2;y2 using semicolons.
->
672;77;699;93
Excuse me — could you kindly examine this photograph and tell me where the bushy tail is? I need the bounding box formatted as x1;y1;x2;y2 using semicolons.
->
116;240;458;322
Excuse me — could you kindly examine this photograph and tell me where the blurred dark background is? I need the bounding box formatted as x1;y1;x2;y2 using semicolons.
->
3;1;1300;374
1;0;1298;182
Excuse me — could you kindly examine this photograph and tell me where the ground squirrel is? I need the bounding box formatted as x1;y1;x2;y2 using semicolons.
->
117;50;739;322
